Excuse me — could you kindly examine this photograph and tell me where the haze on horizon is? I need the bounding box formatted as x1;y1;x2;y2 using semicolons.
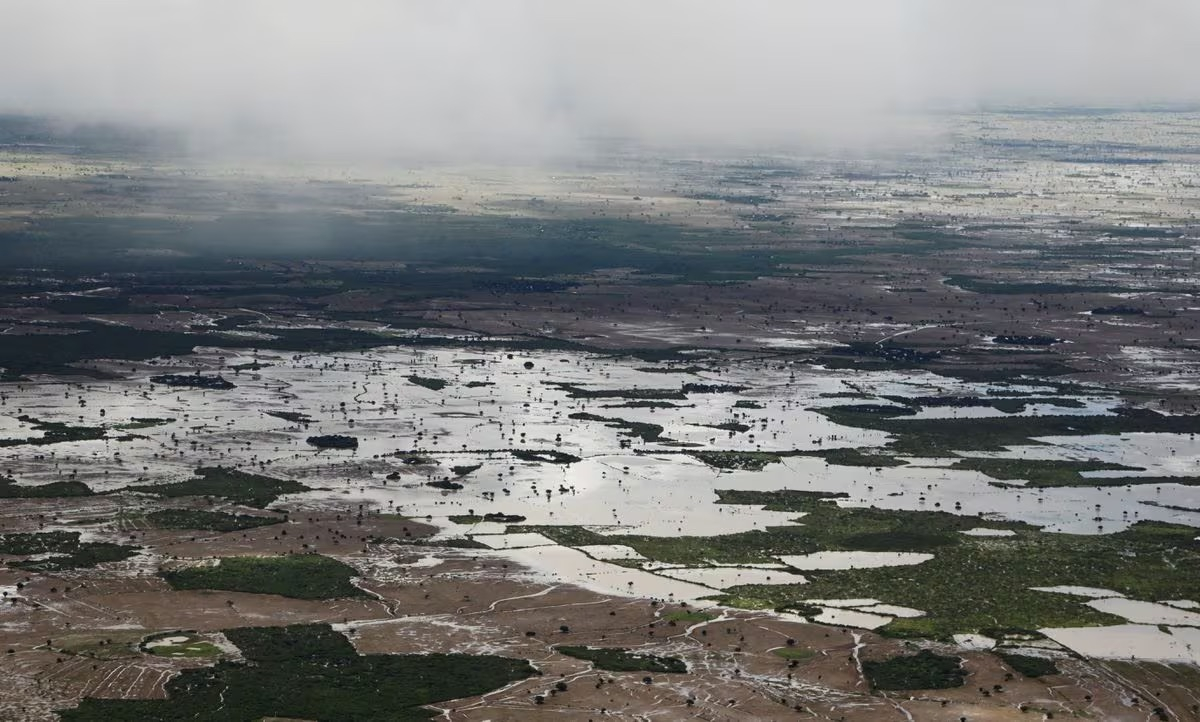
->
1;0;1197;161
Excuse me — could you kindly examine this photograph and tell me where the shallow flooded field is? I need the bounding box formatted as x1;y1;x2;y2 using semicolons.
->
4;342;1200;666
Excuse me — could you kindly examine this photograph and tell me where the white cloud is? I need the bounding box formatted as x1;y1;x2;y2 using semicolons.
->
0;0;1196;159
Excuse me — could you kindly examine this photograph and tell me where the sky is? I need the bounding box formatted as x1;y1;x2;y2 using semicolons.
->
1;0;1197;159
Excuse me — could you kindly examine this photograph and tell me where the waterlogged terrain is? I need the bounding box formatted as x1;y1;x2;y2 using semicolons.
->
1;108;1199;719
0;341;1199;719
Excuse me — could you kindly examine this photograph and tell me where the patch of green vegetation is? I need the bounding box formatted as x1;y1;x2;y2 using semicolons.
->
952;458;1145;487
532;487;980;567
827;403;917;417
663;610;715;624
569;412;667;443
636;365;705;374
511;449;582;464
772;647;815;661
0;415;107;447
265;410;312;424
142;633;222;658
61;623;537;722
160;554;368;600
406;375;448;391
53;632;146;661
228;361;271;371
0;476;94;497
687;450;782;471
114;417;175;430
996;652;1059;678
125;466;307;507
411;537;489;549
0;320;403;379
145;509;283;532
307;434;358;449
801;448;907;467
529;522;821;567
556;645;687;673
712;494;1200;638
818;406;1200;456
149;374;236;390
1064;476;1200;488
863;650;966;690
0;531;138;572
819;391;873;399
701;421;751;433
715;489;993;552
681;383;749;394
883;394;1087;414
602;400;687;409
774;602;824;617
544;381;687;401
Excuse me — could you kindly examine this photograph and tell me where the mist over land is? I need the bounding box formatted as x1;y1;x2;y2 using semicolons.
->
3;0;1199;160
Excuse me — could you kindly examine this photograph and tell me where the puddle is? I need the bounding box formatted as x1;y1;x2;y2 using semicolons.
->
654;566;808;589
575;544;646;561
1085;598;1200;626
1041;624;1200;663
1031;585;1125;598
960;528;1016;537
503;545;719;603
777;551;933;570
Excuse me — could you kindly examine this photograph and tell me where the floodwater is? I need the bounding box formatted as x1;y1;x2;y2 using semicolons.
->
4;342;1200;655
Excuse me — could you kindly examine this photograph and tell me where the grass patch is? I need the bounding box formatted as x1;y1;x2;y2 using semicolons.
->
114;417;175;430
863;650;965;690
996;652;1059;678
149;374;235;390
662;492;1200;639
406;375;448;391
511;449;582;464
53;632;147;661
556;645;687;673
265;410;312;424
60;623;536;722
544;381;687;401
306;434;358;449
0;531;138;572
801;448;907;467
701;421;751;433
145;509;284;532
663;610;715;624
0;476;94;497
0;415;106;447
141;632;222;658
569;412;667;443
160;554;368;600
125;466;307;507
953;458;1145;487
818;406;1200;456
687;450;782;471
